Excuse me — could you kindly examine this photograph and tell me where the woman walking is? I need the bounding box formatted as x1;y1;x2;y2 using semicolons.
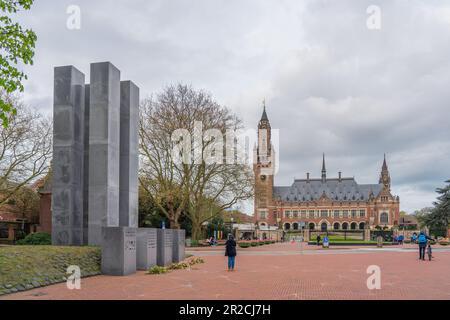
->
225;234;237;271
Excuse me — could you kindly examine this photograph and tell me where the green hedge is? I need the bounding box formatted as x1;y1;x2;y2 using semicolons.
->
16;233;51;246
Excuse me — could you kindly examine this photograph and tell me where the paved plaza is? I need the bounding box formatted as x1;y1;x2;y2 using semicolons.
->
2;243;450;300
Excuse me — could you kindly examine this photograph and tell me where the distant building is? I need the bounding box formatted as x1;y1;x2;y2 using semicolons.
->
0;182;40;244
253;105;400;232
399;215;419;230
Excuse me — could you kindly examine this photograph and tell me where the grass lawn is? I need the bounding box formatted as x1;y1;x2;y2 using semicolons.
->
0;246;101;296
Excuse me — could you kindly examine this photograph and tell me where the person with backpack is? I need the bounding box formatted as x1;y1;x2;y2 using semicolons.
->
418;231;433;261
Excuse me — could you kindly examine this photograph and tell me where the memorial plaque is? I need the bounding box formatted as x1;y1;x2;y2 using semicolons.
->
172;229;186;263
157;229;173;266
101;227;137;276
136;228;157;270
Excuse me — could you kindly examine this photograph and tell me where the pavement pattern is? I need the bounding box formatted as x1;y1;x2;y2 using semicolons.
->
2;243;450;300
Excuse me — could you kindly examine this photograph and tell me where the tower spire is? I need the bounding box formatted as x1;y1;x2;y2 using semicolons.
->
379;154;391;190
261;99;268;122
382;153;388;171
321;153;327;182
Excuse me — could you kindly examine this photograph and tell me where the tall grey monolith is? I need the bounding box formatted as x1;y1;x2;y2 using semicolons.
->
52;66;85;246
83;84;90;245
119;81;139;228
88;62;121;245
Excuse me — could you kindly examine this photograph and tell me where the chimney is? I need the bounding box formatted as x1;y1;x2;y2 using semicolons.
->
339;172;342;182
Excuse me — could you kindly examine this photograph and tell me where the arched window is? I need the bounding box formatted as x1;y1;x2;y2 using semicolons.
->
309;223;316;230
351;222;357;230
284;223;291;230
380;212;389;224
359;222;366;230
321;223;328;232
342;222;349;230
293;223;299;230
333;222;340;230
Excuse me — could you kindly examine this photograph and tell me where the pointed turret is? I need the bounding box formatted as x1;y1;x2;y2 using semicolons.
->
379;154;391;190
260;99;269;122
321;153;327;182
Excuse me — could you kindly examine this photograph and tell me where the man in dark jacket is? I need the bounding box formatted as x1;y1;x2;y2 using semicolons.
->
225;234;237;271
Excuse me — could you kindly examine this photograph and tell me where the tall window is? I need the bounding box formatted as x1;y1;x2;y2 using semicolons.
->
301;210;307;218
259;210;267;220
380;212;389;224
334;210;340;218
343;210;349;218
359;210;366;218
321;210;328;218
293;211;299;218
351;210;357;218
309;210;315;218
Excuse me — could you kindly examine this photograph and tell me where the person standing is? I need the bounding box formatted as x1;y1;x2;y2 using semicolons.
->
225;234;237;271
316;235;321;247
418;231;433;261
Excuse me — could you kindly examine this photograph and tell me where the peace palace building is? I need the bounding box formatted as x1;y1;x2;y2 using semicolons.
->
253;107;400;232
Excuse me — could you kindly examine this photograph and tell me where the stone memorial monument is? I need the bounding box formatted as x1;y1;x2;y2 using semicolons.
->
172;229;186;263
88;62;121;246
52;66;86;246
157;229;173;266
136;228;158;270
101;227;137;276
52;61;186;276
119;81;139;228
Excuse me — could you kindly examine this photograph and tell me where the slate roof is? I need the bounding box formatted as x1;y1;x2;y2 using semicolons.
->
273;178;383;202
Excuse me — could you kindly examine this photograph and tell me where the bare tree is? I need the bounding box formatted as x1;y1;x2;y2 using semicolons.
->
0;91;52;205
139;84;253;238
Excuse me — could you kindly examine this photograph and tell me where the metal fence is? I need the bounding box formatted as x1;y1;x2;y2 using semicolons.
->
308;230;364;241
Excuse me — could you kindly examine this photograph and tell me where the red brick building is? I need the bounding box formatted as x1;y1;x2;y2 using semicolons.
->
253;106;400;232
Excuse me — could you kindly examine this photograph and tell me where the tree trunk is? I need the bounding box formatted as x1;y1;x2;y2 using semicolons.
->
191;223;202;241
170;218;180;230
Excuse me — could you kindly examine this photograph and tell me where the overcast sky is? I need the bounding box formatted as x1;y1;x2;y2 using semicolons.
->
16;0;450;213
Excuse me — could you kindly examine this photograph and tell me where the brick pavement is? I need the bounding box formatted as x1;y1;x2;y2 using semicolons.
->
2;243;449;300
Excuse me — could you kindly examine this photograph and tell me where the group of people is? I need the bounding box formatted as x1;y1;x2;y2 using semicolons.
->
397;232;435;261
222;231;436;272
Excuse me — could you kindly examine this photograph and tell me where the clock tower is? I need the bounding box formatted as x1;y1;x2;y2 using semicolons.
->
253;102;275;226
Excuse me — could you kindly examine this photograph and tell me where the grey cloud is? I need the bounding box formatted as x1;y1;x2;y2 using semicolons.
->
15;0;450;212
